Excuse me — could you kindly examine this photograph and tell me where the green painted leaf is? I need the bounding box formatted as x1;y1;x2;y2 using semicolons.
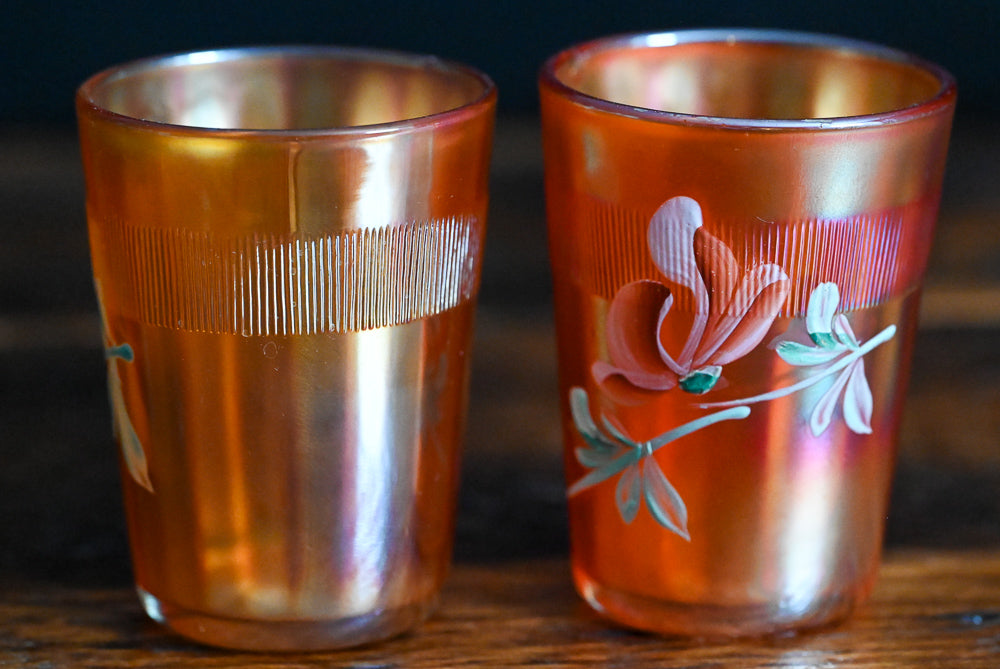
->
615;464;641;524
642;458;690;541
776;341;842;366
105;343;134;362
678;365;721;394
808;331;839;349
575;444;620;469
567;451;640;497
569;387;602;442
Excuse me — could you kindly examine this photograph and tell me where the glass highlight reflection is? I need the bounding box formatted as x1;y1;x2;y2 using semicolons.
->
541;28;954;637
350;326;396;613
78;45;495;650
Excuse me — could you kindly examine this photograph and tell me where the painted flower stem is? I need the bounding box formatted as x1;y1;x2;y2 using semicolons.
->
568;404;751;497
697;323;897;410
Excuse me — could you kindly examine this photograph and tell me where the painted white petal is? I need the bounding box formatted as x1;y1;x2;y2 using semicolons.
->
809;366;852;437
615;463;642;524
843;358;874;434
646;196;709;314
642;458;690;540
833;313;860;349
806;282;840;339
647;197;713;369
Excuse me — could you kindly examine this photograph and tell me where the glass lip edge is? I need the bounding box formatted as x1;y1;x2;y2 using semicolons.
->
538;28;958;130
76;44;498;138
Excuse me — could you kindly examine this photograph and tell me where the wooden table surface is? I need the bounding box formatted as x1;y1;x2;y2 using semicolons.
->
1;114;999;666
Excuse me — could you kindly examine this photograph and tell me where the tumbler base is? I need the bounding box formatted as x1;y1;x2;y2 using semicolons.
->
576;573;858;639
138;587;435;651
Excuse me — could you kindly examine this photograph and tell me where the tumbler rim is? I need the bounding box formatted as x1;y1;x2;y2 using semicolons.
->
77;44;497;138
539;28;956;130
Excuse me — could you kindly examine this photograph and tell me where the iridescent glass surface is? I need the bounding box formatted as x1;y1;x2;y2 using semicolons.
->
78;46;495;651
540;29;955;637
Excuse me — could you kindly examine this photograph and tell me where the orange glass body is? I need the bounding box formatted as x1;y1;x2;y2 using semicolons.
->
540;30;955;637
77;47;495;651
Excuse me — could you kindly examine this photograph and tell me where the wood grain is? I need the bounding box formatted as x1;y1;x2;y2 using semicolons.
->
2;551;1000;667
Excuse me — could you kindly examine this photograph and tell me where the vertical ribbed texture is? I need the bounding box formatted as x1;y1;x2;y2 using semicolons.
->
576;204;650;299
715;212;903;316
575;198;921;316
111;217;479;335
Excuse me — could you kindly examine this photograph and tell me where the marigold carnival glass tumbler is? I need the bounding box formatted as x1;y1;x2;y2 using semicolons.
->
77;47;495;650
539;29;955;637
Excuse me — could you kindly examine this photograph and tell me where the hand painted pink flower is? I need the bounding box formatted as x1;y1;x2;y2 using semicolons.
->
593;196;790;402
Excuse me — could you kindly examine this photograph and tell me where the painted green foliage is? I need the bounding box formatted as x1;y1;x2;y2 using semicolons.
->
570;197;896;538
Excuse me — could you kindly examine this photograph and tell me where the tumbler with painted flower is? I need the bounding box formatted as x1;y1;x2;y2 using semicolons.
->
539;29;955;636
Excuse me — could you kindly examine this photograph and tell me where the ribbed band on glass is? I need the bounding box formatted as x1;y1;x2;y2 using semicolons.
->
571;197;933;316
102;217;480;335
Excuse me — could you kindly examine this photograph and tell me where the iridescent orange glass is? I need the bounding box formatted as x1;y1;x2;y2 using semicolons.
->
77;47;495;651
540;29;955;637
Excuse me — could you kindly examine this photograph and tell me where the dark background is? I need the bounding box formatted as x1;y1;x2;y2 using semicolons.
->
2;0;998;124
